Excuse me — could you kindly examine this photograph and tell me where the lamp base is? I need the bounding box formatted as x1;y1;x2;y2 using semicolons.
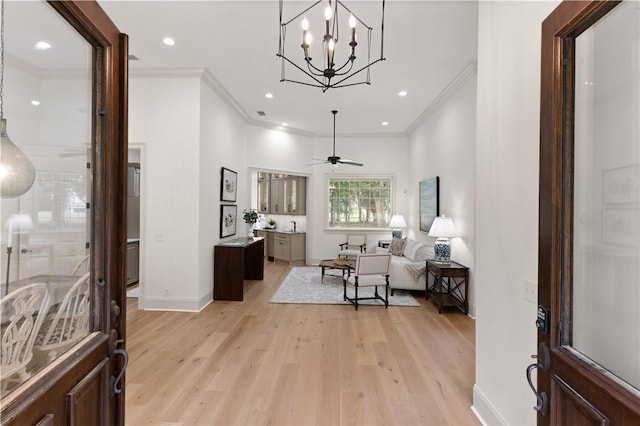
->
433;238;451;264
391;229;402;239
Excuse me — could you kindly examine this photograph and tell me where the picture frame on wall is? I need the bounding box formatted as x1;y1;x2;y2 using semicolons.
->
419;176;440;233
603;164;639;205
220;204;237;238
602;208;639;247
220;167;238;202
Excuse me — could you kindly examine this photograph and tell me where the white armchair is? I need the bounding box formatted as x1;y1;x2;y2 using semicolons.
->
343;253;392;310
338;235;367;258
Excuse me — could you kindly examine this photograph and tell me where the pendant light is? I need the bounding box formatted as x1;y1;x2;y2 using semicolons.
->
0;0;36;198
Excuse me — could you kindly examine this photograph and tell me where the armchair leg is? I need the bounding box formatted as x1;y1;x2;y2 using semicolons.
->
354;281;359;310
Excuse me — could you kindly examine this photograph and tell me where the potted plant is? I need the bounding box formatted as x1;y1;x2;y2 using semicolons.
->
267;218;277;229
242;209;259;237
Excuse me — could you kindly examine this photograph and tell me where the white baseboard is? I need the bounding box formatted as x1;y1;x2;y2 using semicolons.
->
472;384;508;426
140;293;212;312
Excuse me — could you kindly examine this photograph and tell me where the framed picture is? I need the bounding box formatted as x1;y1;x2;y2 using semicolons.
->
603;164;639;205
419;176;439;234
602;208;639;247
220;167;237;202
220;204;237;238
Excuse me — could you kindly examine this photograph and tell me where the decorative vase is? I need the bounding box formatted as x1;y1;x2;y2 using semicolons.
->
248;224;255;237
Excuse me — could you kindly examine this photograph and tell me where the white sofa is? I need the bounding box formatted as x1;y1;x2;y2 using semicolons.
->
374;238;434;294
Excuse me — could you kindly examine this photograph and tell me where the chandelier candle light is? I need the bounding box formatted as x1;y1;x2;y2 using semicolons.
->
277;0;386;92
428;215;456;264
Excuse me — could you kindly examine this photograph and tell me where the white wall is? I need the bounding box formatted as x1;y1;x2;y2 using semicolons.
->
407;67;477;316
199;77;248;306
129;73;202;311
245;126;409;264
308;135;410;263
473;1;559;425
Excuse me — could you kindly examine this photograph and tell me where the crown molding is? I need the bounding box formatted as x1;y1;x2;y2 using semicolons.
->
405;60;478;135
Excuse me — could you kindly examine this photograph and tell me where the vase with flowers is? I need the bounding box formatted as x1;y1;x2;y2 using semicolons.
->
242;209;259;237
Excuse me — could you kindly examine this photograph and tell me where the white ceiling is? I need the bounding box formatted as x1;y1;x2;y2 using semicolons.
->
8;0;479;137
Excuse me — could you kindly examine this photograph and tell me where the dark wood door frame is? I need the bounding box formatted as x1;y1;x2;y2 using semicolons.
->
0;1;127;425
538;0;640;424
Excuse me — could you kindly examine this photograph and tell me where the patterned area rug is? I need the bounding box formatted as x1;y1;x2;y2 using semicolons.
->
126;287;139;298
270;266;420;307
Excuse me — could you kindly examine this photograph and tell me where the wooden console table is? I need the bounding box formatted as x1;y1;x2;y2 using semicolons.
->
214;237;264;301
426;260;469;314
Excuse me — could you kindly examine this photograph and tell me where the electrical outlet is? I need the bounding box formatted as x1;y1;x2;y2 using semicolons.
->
523;279;537;303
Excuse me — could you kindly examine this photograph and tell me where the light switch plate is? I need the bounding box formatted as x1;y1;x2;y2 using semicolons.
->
523;279;537;303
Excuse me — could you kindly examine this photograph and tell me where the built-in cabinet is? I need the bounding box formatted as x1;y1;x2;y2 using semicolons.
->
254;230;304;265
257;172;270;213
126;240;140;285
257;172;306;215
274;232;306;265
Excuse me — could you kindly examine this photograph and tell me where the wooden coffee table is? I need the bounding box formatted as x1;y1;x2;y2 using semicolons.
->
319;259;355;283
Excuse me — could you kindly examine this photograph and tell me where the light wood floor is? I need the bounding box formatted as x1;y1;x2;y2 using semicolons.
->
125;262;479;426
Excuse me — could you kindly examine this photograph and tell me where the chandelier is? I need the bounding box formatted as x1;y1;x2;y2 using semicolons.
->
277;0;386;92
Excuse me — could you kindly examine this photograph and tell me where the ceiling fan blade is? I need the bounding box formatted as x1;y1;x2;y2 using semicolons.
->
306;160;330;166
338;159;364;166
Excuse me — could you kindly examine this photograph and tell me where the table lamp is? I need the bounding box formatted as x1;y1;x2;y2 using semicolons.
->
4;212;33;295
428;215;456;263
389;214;407;239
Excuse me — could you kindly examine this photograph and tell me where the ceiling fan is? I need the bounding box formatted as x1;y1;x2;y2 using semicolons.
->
309;110;364;167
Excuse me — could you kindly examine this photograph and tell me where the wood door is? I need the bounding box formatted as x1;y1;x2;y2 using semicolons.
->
537;0;640;424
0;1;128;425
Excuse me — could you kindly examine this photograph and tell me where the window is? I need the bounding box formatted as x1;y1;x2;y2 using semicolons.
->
327;176;392;228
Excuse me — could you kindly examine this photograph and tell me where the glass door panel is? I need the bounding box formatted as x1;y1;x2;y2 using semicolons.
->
571;0;640;390
1;0;93;397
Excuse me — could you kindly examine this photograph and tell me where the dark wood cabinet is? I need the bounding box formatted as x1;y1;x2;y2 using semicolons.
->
426;261;469;314
214;237;265;301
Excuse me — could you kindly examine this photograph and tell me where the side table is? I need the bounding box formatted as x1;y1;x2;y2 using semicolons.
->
425;260;469;314
378;240;392;249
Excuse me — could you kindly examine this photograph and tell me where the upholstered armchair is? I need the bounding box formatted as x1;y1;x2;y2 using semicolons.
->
338;235;367;258
343;253;392;310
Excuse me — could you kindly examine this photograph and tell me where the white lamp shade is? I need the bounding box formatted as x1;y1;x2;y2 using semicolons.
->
389;214;407;228
6;212;33;231
428;215;456;238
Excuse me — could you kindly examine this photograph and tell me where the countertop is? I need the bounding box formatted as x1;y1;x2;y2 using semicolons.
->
254;229;305;235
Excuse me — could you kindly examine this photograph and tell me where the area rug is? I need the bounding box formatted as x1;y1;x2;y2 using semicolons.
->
126;287;139;298
270;266;420;307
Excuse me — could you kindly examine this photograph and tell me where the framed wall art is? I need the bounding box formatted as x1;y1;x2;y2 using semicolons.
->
602;208;639;247
603;164;639;205
220;204;237;238
419;176;440;233
220;167;237;202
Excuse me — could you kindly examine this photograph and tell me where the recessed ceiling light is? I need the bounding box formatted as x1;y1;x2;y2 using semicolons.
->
282;122;288;126
398;90;407;97
31;100;40;106
265;93;274;99
34;41;51;50
382;121;389;126
162;37;176;46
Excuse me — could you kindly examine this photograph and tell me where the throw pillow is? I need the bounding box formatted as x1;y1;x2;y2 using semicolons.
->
403;239;421;261
413;244;435;262
389;237;406;256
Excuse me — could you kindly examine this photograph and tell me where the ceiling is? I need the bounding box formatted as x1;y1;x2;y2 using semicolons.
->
7;1;479;137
